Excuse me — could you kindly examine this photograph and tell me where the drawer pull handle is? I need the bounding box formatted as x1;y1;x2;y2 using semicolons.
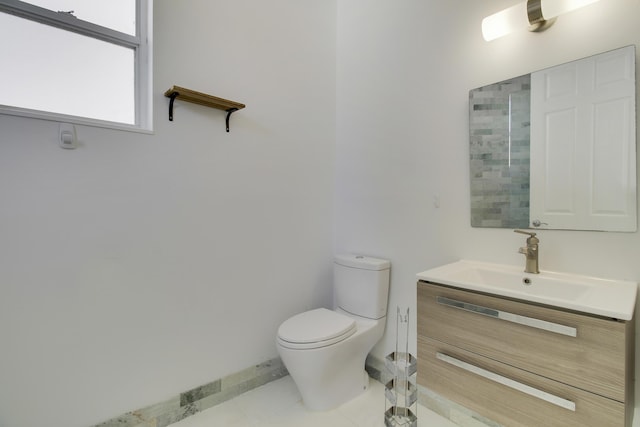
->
436;352;576;412
436;296;577;337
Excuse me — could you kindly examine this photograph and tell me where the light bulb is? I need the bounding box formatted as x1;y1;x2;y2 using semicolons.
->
482;0;601;41
482;2;529;41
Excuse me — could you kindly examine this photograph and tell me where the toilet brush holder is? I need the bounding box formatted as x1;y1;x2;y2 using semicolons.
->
384;307;417;427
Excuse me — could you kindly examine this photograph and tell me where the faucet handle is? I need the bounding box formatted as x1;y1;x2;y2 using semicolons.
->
514;229;536;237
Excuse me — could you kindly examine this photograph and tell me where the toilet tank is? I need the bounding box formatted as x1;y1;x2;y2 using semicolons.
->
334;254;391;320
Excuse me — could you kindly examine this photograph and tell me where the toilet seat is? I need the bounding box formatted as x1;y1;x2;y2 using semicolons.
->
277;308;357;350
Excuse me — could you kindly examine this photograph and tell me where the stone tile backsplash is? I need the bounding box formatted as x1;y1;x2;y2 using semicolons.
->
469;74;531;228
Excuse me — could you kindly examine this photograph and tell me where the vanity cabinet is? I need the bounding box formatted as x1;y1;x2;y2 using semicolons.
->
417;281;634;426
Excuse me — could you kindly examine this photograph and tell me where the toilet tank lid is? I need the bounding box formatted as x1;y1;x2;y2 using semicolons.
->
334;254;390;271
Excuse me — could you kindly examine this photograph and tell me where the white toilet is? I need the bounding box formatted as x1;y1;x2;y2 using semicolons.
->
276;254;390;411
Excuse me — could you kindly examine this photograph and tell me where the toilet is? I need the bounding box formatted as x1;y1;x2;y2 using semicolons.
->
276;254;391;411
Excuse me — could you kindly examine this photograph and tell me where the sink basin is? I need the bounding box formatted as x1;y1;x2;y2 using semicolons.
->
417;260;637;320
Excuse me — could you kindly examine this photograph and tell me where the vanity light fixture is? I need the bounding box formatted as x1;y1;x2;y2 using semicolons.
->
482;0;600;41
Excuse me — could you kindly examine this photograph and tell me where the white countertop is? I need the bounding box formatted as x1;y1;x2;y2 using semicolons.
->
417;259;638;320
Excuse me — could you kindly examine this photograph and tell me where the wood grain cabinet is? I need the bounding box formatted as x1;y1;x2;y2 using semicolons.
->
417;281;635;427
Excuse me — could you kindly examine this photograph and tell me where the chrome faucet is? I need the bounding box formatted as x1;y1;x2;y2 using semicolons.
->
514;230;539;274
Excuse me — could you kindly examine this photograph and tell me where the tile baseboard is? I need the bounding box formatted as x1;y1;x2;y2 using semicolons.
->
96;354;481;427
417;385;502;427
92;357;288;427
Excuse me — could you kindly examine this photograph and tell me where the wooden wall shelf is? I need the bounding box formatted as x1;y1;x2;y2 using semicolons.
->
164;85;246;132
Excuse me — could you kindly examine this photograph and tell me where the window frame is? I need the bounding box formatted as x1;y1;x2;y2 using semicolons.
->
0;0;153;132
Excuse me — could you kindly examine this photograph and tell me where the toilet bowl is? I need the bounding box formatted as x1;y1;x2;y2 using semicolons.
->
276;255;390;411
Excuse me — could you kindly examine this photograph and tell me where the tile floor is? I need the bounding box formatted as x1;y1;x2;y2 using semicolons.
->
169;375;457;427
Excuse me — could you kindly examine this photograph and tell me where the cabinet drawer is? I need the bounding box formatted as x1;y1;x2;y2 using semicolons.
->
417;282;630;402
419;336;628;427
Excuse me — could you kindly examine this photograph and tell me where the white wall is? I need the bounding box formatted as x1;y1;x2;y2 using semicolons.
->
0;1;336;426
336;0;640;412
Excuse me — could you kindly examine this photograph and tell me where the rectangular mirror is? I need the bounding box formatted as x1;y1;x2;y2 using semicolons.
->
469;45;637;232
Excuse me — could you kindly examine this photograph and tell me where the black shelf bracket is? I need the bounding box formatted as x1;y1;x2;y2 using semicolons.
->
168;91;178;121
225;108;238;133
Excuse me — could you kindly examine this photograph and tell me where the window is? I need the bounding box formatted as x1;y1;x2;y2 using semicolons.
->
0;0;152;131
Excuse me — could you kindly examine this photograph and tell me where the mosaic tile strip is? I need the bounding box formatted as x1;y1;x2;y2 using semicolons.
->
94;354;403;427
180;380;222;406
92;357;288;427
469;74;531;229
365;354;386;383
418;385;503;427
